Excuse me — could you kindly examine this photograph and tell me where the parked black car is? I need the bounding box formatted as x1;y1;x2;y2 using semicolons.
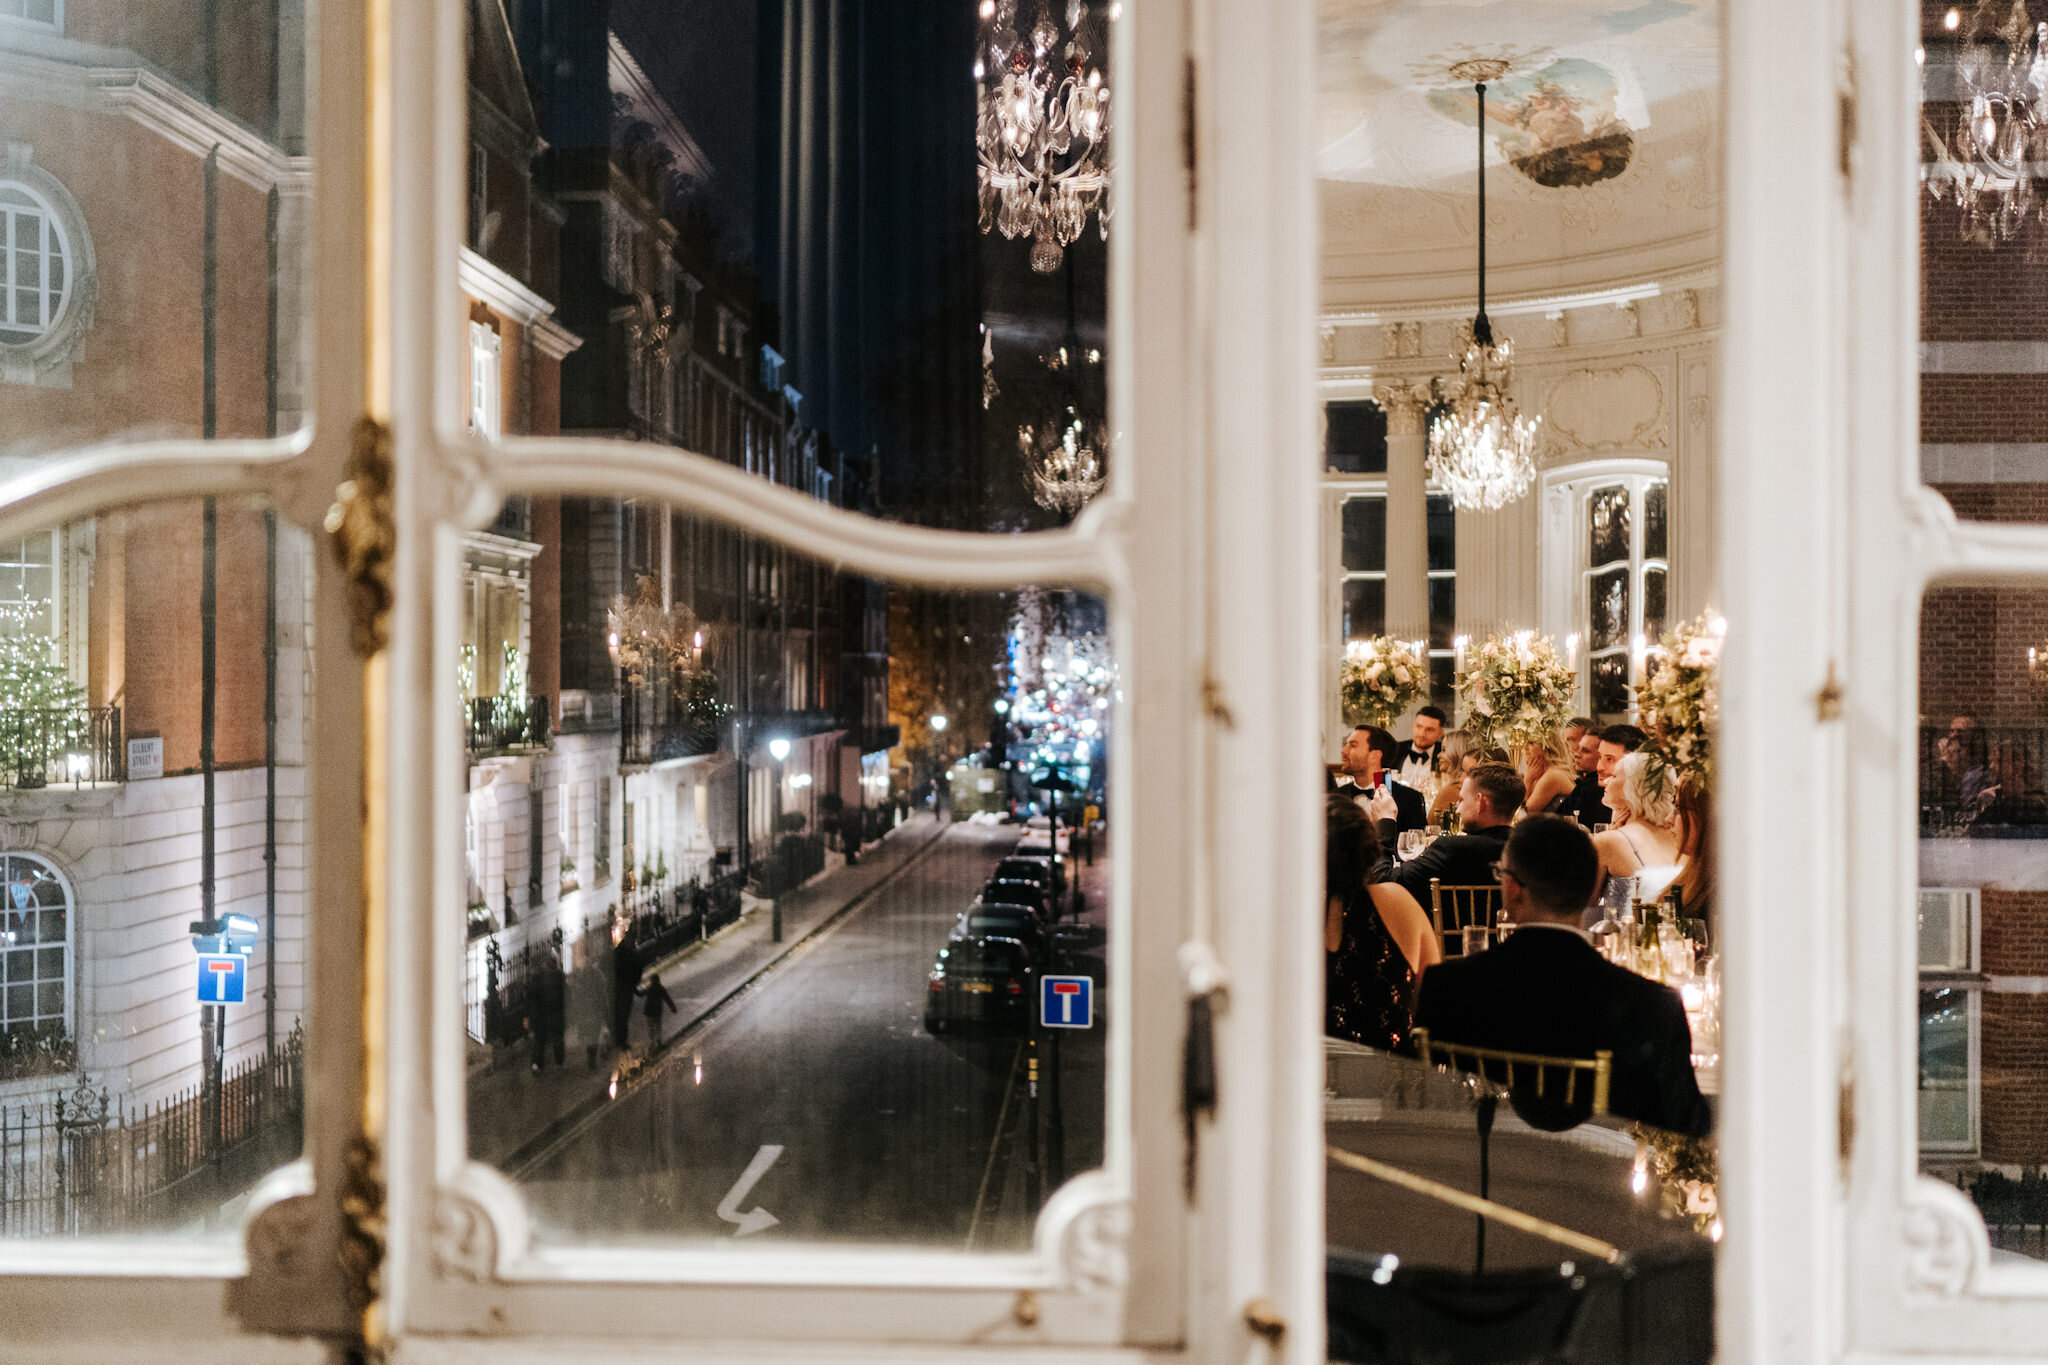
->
993;854;1064;895
924;936;1036;1032
954;907;1049;963
982;878;1050;919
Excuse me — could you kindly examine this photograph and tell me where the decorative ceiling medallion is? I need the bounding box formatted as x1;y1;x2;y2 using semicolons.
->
1428;58;1638;189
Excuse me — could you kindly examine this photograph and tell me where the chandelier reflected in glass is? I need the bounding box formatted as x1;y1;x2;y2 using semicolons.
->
1427;61;1540;513
1020;413;1106;516
1921;2;2048;246
976;0;1112;273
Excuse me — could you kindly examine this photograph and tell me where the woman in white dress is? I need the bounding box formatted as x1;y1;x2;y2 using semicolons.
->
1592;750;1681;881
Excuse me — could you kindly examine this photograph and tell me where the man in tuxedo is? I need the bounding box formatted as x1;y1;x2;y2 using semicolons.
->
1391;705;1447;789
1414;814;1711;1136
1371;761;1523;904
1596;722;1646;783
1555;716;1606;829
1333;726;1428;834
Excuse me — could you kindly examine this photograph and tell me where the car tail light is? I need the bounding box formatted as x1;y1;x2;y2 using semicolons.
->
1007;978;1022;995
929;977;944;991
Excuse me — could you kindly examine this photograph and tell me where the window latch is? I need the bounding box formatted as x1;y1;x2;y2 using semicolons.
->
1180;942;1229;1199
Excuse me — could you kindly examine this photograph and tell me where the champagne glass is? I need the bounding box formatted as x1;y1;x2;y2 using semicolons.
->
1397;829;1425;862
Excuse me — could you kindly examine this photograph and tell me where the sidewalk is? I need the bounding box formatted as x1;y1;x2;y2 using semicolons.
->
467;812;949;1171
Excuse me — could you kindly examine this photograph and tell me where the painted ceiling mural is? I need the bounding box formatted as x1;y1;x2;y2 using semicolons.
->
1317;0;1720;307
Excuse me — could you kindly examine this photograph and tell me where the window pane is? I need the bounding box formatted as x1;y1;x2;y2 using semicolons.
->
1327;401;1388;474
1920;10;2048;523
0;6;311;452
1644;480;1669;560
1588;485;1631;566
1426;577;1455;652
475;4;1115;533
1644;565;1668;642
0;499;316;1239
1343;579;1386;643
466;499;1114;1251
1341;495;1386;572
1914;583;2048;1252
1589;653;1629;719
1589;568;1631;651
1425;493;1455;572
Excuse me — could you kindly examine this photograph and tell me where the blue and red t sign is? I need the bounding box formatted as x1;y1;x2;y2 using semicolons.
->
196;953;246;1005
1040;975;1093;1029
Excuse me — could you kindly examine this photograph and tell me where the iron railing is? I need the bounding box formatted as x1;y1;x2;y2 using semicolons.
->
0;1031;302;1236
1920;724;2048;835
0;706;121;791
465;693;550;758
620;678;724;767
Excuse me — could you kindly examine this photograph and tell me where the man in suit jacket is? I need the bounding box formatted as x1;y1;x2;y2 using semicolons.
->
1332;725;1427;834
1371;760;1523;905
1389;705;1447;789
1554;718;1607;829
1414;814;1711;1136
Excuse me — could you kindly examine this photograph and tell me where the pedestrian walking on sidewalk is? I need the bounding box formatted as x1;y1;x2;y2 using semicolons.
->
640;973;678;1053
529;946;567;1071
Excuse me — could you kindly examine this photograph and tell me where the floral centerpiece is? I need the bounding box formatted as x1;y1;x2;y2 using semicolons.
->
1636;614;1723;794
1455;631;1577;755
1339;637;1430;728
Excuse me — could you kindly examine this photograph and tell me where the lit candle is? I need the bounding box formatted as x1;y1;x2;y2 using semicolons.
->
1453;634;1469;674
1566;632;1580;669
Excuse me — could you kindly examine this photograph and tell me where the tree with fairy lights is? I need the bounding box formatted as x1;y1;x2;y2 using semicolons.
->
0;599;85;788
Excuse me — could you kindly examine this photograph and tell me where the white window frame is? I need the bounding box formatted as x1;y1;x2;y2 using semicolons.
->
0;0;60;33
468;319;502;441
0;851;72;1058
1539;461;1669;717
0;181;68;341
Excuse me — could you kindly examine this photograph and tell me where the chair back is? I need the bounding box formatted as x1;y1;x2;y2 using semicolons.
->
1429;880;1503;954
1412;1026;1612;1116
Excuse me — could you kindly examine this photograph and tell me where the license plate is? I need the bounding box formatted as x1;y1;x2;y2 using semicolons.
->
961;981;993;994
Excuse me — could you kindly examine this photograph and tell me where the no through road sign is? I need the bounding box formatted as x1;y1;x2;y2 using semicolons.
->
1040;975;1093;1029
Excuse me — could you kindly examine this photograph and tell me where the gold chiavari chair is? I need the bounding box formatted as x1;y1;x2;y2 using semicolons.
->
1428;879;1503;955
1411;1027;1613;1116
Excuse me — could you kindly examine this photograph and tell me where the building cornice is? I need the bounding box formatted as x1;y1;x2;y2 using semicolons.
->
607;31;713;184
459;248;551;325
1319;266;1720;328
0;49;308;193
531;317;584;361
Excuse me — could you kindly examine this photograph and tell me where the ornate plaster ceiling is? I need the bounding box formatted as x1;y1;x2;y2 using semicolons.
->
1318;0;1720;312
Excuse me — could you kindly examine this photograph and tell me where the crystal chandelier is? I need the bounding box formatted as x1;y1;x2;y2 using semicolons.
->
1921;2;2048;246
1427;61;1540;513
1020;413;1106;515
976;0;1112;274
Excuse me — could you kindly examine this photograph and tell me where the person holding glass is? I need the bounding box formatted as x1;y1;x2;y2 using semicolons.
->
1593;750;1682;881
1325;795;1440;1051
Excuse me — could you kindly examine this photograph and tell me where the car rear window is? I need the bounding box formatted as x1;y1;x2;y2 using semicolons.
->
986;879;1043;901
945;941;1024;971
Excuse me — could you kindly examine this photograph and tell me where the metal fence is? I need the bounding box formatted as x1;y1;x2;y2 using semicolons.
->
0;706;121;791
619;679;722;767
0;1031;303;1237
1920;725;2048;835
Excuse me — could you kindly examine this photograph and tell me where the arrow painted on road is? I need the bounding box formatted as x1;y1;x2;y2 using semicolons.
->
716;1144;783;1237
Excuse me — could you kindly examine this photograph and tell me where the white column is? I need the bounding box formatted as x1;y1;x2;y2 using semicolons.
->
1376;380;1431;643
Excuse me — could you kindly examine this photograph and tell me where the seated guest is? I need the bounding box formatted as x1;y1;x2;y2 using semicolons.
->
1426;730;1472;824
1392;705;1448;789
1556;719;1607;828
1325;796;1440;1050
1970;736;2048;832
1596;722;1647;783
1415;815;1711;1136
1332;725;1428;833
1594;751;1682;879
1519;729;1577;819
1371;761;1523;907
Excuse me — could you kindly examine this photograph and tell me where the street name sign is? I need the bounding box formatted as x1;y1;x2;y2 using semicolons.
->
1040;975;1093;1029
197;953;246;1004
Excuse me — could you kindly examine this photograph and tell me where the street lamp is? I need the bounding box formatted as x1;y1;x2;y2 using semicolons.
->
929;714;947;732
767;738;790;941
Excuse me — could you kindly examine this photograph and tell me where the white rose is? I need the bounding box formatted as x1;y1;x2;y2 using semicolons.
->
1393;667;1411;685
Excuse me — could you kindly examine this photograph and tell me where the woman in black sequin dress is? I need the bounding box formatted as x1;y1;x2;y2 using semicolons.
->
1325;795;1438;1051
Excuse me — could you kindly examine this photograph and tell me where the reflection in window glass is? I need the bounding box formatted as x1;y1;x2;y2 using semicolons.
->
1919;7;2048;525
1341;496;1386;573
465;501;1112;1249
1327;400;1389;474
1589;485;1631;566
0;499;314;1238
1916;584;2048;1255
480;4;1110;532
1344;579;1387;644
0;7;309;454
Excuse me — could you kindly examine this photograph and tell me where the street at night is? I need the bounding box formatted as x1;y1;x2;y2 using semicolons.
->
511;821;1107;1249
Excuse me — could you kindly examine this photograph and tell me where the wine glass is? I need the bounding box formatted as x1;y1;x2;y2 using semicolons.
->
1590;874;1635;948
1397;829;1426;862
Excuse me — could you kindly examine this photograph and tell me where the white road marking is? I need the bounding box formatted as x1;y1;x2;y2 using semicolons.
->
716;1144;784;1237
